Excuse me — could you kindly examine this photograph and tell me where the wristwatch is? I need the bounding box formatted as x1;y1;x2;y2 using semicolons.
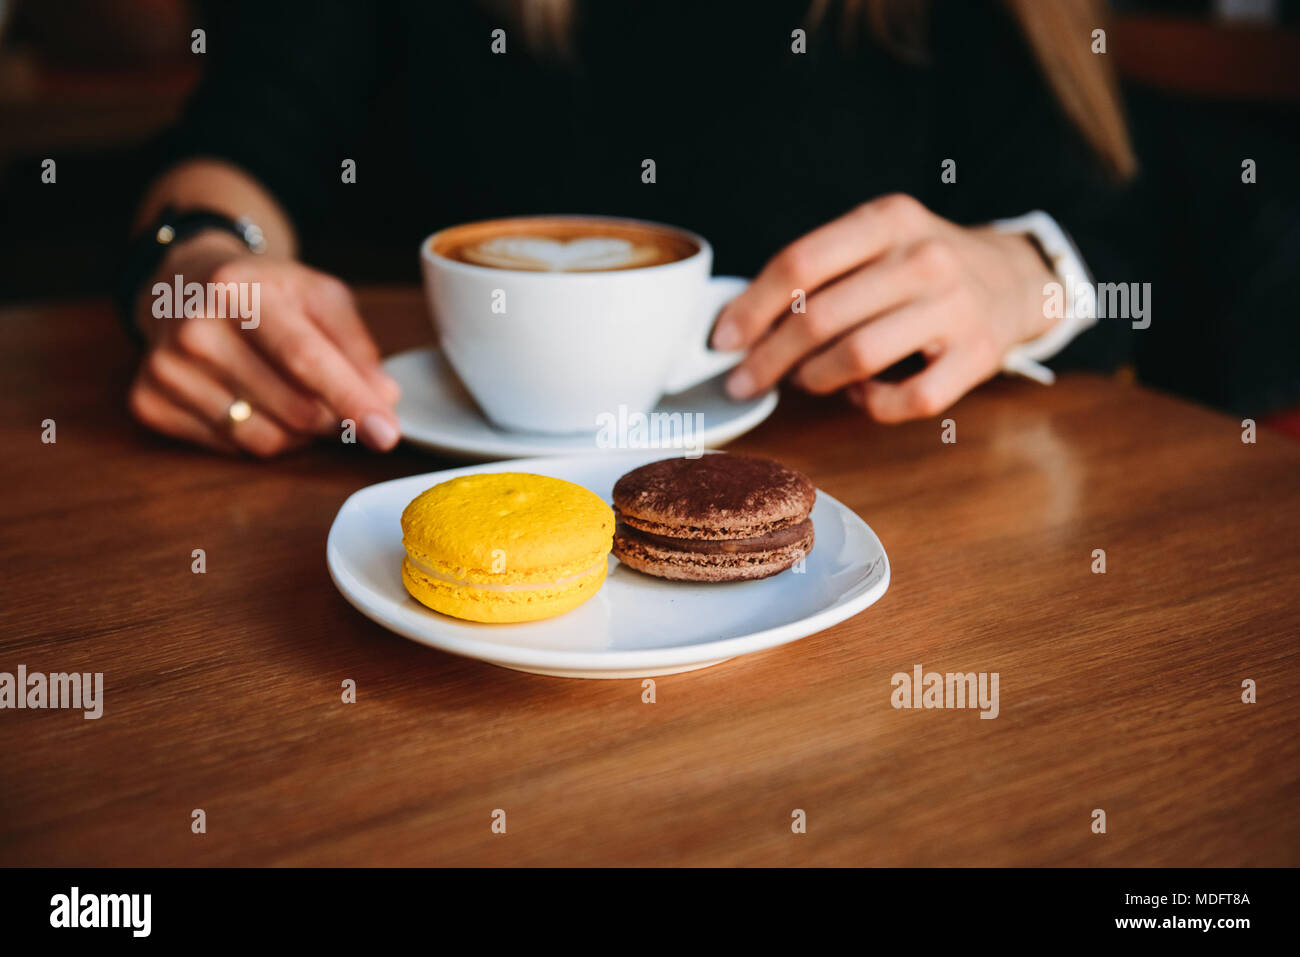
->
115;206;268;344
990;210;1097;386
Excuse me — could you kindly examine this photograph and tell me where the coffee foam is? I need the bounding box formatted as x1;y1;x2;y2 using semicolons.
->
461;236;662;272
433;217;698;273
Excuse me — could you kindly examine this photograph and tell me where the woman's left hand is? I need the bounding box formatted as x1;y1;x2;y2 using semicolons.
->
711;194;1059;422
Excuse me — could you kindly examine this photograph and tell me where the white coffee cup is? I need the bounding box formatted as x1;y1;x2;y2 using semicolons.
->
420;215;747;435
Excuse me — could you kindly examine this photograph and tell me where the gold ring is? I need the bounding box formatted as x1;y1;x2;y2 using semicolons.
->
227;399;253;424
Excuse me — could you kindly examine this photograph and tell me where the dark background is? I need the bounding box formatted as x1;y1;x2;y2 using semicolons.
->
0;0;1297;417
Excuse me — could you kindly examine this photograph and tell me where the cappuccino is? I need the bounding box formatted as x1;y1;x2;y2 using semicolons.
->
433;217;698;273
422;214;745;434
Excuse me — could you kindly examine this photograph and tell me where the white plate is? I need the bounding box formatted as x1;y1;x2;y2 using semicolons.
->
326;453;890;678
385;346;779;459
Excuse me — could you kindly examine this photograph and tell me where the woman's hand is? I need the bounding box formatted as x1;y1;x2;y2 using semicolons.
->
711;194;1058;422
127;231;401;456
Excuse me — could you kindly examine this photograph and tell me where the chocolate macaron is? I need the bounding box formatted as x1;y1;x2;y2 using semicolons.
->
612;453;816;582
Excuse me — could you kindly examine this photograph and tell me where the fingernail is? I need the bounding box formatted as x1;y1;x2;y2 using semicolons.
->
846;384;864;406
361;411;399;450
725;368;755;399
315;404;338;433
712;316;741;351
377;373;401;403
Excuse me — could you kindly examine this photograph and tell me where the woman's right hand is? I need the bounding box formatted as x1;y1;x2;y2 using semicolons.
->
127;231;401;456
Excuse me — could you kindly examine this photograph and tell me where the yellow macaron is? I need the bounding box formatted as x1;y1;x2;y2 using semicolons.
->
400;472;614;623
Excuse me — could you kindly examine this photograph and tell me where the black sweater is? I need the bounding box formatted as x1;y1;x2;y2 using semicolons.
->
158;0;1150;372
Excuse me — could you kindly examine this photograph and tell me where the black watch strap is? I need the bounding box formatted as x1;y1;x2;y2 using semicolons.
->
115;206;267;345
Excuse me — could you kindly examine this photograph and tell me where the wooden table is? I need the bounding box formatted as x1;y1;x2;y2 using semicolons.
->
2;288;1297;867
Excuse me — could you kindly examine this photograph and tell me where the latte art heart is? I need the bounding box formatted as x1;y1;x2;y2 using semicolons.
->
433;216;700;273
461;236;661;272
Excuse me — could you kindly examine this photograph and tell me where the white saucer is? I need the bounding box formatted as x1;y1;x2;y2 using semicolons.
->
326;452;890;678
384;346;779;459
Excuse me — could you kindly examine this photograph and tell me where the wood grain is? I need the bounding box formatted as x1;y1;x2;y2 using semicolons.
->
0;289;1296;866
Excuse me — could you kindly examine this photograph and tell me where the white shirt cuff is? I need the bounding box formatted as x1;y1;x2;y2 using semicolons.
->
990;210;1098;386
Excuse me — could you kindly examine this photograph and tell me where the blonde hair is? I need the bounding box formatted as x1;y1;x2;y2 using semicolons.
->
507;0;1136;181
